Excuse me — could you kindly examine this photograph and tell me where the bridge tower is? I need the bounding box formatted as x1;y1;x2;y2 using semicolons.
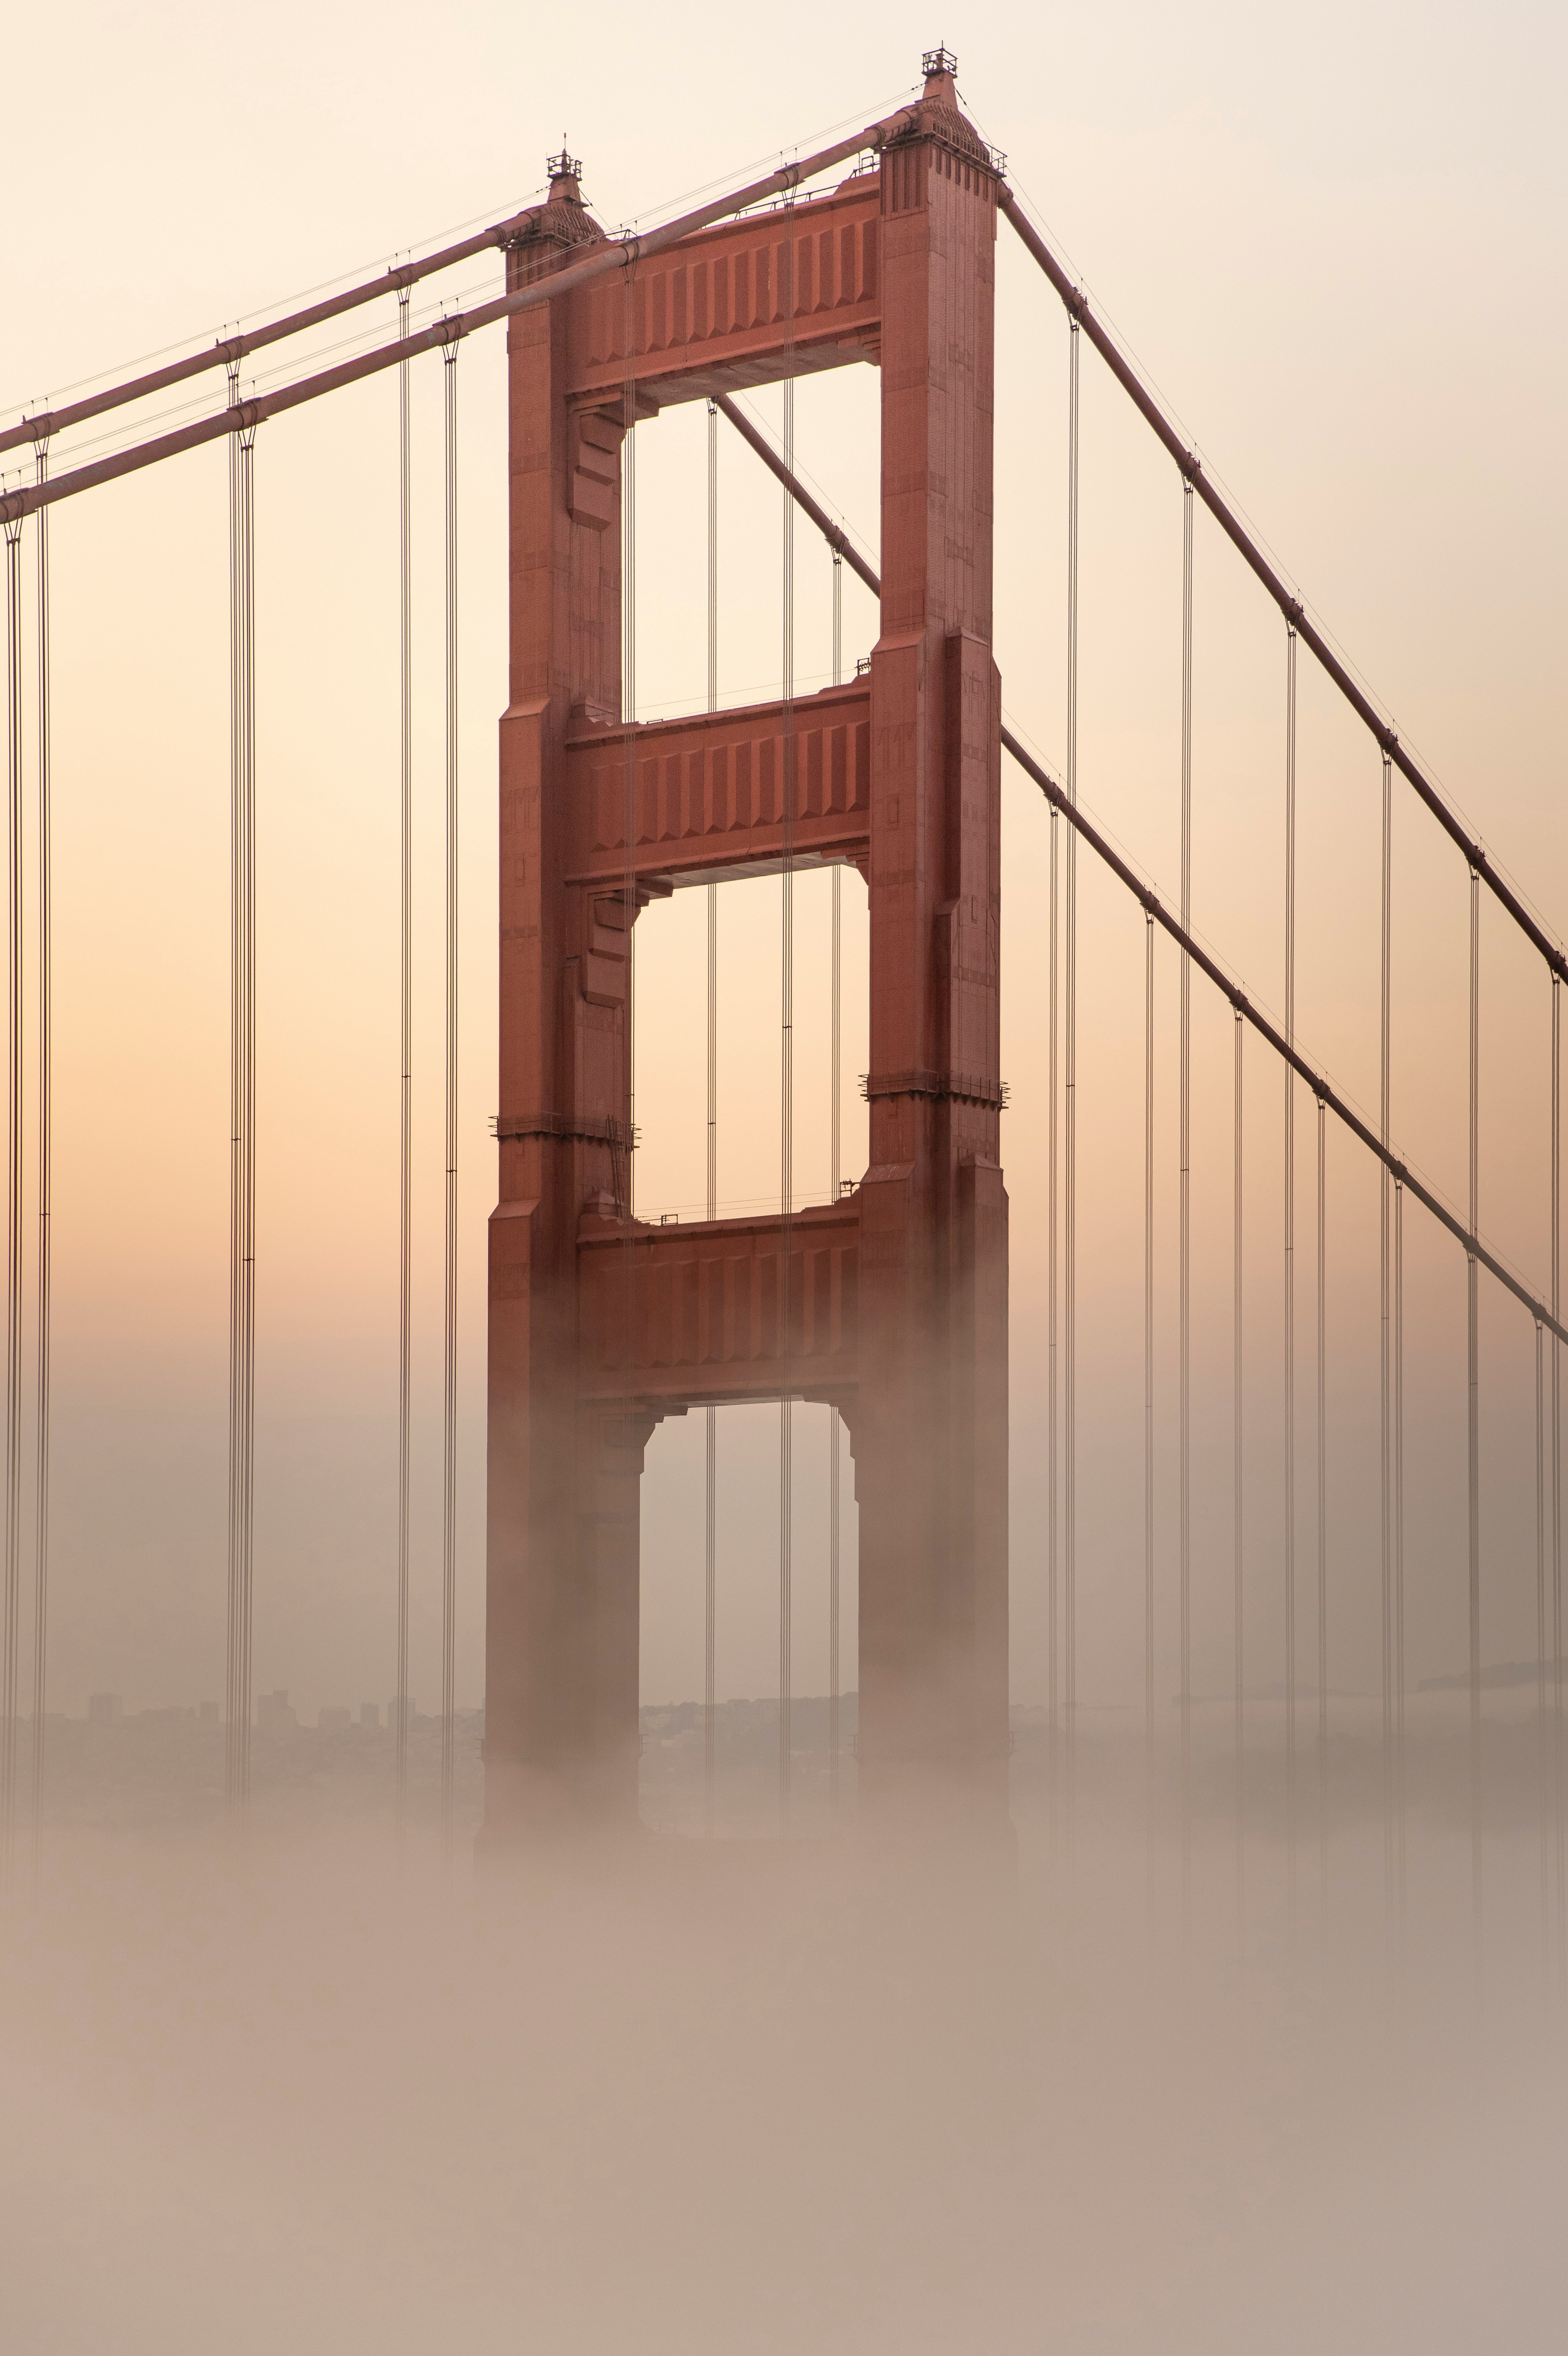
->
485;56;1008;1841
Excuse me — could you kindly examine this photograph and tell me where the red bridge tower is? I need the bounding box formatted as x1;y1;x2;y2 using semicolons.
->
485;57;1008;1840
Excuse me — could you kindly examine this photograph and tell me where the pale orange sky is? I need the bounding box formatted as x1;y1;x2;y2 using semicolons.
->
1;0;1563;1723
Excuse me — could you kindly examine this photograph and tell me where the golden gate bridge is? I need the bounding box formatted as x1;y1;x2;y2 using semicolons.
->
0;53;1562;1979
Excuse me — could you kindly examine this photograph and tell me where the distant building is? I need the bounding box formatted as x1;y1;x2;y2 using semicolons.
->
388;1694;415;1734
360;1702;380;1729
257;1689;296;1733
318;1705;351;1733
87;1693;122;1725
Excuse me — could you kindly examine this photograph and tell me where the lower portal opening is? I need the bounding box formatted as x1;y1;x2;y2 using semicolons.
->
639;1398;858;1838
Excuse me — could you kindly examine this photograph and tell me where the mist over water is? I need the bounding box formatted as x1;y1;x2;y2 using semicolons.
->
4;1710;1564;2355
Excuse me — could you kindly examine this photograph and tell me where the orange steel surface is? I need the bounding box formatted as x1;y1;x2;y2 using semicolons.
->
562;679;871;891
565;175;882;411
484;61;1009;1838
577;1196;861;1407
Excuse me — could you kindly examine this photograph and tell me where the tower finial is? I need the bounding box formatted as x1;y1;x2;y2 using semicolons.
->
922;44;958;88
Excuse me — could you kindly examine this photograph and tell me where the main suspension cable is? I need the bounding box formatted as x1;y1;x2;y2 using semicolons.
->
24;127;1554;1012
708;389;1563;1958
708;342;1557;1933
395;287;412;1835
1;113;919;536
30;438;51;1873
722;402;1568;1352
996;187;1568;993
440;342;459;1858
713;375;1565;1926
0;203;549;461
1007;726;1568;1345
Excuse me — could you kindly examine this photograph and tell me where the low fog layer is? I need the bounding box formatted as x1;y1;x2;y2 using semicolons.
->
3;1710;1564;2356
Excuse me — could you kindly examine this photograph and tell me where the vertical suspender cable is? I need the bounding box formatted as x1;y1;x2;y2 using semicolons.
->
395;287;412;1831
621;294;637;1217
1144;913;1155;1814
1065;321;1080;1810
617;265;640;1795
1468;865;1482;1970
240;407;258;1817
617;270;639;1805
440;340;459;1858
226;375;258;1817
0;513;20;1874
1048;808;1059;1781
1234;1008;1244;1913
1283;624;1297;1904
1317;1094;1327;1881
778;360;795;1830
1554;975;1564;1992
1538;1313;1549;1970
226;373;240;1806
617;443;631;1215
1380;752;1394;1912
30;440;51;1869
1544;975;1554;1988
1394;1175;1405;1909
828;547;842;1811
705;400;719;1833
1179;475;1193;1895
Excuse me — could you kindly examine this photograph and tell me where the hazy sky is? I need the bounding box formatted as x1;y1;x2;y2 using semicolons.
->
1;0;1564;1725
